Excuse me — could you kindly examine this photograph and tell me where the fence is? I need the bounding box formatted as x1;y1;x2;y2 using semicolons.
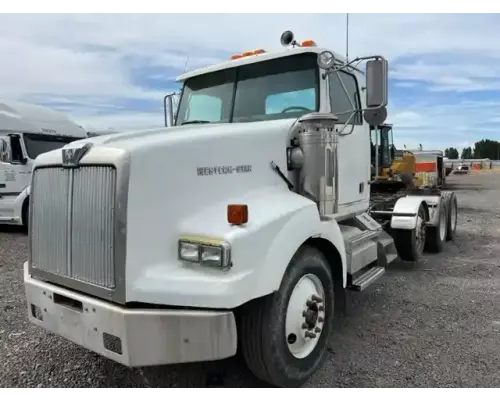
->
444;159;500;170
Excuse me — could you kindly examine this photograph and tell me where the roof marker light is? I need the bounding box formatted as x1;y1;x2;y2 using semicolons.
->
301;40;317;47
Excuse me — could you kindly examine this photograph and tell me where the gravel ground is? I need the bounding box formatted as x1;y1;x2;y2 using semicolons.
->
1;172;500;388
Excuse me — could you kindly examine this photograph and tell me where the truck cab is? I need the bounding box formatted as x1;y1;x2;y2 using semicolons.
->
23;31;458;387
0;99;88;228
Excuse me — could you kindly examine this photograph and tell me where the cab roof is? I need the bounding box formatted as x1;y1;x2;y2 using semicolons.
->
0;99;87;138
177;46;359;82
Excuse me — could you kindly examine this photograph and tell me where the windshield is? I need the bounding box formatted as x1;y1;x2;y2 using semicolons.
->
23;133;82;160
176;53;319;125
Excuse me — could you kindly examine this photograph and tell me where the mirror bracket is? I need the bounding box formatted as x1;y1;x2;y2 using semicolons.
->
318;54;389;135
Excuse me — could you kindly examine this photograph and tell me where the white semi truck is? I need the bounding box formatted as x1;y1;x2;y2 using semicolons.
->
0;99;88;228
23;31;458;387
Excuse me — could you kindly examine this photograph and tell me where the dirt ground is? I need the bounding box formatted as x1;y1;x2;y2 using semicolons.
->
1;172;500;387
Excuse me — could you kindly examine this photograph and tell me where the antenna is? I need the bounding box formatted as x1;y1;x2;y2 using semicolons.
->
345;13;349;63
183;55;190;73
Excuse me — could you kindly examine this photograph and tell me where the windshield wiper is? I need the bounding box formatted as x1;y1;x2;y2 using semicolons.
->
181;120;211;125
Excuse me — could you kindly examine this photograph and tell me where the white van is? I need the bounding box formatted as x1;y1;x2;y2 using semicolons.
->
0;99;88;228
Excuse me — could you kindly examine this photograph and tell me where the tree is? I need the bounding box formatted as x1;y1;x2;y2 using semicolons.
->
445;147;459;159
473;139;500;160
461;147;473;159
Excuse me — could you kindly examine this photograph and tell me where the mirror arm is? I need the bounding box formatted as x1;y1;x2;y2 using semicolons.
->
336;112;357;136
334;55;387;72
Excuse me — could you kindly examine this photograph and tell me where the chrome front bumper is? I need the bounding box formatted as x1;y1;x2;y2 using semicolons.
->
24;262;237;366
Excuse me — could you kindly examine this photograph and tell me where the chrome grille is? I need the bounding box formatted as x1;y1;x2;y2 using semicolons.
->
31;165;117;289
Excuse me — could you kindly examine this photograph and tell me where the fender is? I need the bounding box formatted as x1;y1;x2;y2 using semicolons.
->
170;186;347;309
221;188;347;302
390;195;429;230
249;203;347;300
410;192;451;227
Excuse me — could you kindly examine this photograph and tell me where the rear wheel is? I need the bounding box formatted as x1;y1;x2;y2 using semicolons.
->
239;245;334;387
425;203;447;253
394;203;427;262
446;194;458;241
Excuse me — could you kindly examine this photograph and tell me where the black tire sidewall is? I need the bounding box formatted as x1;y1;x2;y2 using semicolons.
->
426;203;446;252
265;246;335;386
22;200;29;231
446;195;457;239
437;202;447;243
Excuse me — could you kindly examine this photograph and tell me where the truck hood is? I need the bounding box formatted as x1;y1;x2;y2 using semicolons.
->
56;119;295;154
32;118;307;306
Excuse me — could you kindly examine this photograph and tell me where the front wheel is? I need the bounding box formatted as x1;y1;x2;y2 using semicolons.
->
239;245;334;387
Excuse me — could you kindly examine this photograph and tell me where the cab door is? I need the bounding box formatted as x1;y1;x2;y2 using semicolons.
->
0;133;29;197
328;69;370;209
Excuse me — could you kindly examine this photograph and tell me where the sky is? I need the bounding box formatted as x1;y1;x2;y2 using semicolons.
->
0;13;499;152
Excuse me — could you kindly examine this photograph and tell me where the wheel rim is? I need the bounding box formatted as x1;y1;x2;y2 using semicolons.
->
285;273;326;359
439;207;447;241
415;211;426;254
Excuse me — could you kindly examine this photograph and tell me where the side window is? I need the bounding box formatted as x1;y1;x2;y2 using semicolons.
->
329;71;362;125
370;127;376;160
184;94;222;122
0;137;10;163
10;135;24;163
265;88;315;115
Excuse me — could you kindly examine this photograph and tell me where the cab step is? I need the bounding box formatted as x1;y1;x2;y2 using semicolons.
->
349;266;385;291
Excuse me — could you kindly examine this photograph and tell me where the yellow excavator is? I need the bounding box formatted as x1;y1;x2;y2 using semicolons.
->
370;123;422;191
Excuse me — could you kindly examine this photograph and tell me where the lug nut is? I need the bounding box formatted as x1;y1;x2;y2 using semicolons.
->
305;331;317;339
302;311;308;317
302;323;308;329
318;317;324;323
306;300;314;307
315;327;321;333
312;295;323;303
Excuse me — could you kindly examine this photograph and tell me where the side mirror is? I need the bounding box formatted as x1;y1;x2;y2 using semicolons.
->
163;92;178;127
365;59;388;108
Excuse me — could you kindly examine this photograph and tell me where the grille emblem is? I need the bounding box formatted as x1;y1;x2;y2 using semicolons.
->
62;143;93;167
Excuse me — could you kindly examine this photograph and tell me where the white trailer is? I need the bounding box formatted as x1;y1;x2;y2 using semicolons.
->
0;99;88;228
23;31;458;387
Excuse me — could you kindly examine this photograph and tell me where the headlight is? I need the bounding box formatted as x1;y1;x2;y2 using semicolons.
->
178;241;200;263
178;238;231;270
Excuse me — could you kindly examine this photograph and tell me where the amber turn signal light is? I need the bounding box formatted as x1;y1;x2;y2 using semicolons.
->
227;204;248;225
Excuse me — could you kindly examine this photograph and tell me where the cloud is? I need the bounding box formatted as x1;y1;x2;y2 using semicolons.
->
0;13;499;153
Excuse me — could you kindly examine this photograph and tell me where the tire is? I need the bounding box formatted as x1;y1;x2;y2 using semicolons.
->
425;203;447;253
239;245;335;387
22;199;29;232
393;203;427;262
446;193;458;241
